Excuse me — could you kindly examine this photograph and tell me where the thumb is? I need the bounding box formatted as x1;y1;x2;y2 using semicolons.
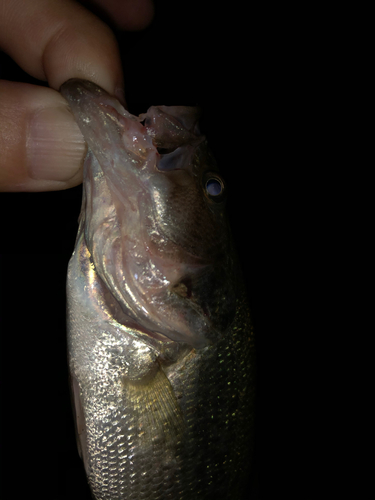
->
0;80;86;192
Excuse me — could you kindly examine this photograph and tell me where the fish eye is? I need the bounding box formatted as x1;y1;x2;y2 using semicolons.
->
203;173;225;201
206;178;223;196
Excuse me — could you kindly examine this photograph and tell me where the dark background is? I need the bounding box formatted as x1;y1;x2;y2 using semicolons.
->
0;1;290;498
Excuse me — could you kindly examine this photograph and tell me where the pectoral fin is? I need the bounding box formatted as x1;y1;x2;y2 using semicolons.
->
124;365;185;458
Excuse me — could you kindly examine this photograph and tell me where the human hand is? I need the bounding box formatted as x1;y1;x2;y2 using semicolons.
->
0;0;154;191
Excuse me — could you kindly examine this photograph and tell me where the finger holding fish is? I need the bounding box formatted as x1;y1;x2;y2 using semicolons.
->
0;0;154;191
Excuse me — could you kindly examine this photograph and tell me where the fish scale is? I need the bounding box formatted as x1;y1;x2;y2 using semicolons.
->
62;79;255;499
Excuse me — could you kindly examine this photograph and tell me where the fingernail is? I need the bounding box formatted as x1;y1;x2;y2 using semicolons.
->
27;106;86;181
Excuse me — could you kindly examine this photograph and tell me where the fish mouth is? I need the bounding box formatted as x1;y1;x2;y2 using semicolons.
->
61;79;236;349
61;79;156;171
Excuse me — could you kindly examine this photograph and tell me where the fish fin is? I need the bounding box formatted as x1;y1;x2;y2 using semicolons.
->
70;374;90;475
123;365;185;457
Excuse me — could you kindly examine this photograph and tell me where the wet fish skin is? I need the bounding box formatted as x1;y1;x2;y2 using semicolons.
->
62;79;255;500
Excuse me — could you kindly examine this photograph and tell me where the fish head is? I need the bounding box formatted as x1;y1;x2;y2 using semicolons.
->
61;79;237;349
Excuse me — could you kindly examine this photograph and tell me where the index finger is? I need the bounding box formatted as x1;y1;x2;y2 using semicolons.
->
0;0;124;95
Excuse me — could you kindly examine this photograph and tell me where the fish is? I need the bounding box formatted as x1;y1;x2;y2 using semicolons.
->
61;78;255;500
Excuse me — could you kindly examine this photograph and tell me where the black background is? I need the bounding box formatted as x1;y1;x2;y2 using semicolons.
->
0;1;291;498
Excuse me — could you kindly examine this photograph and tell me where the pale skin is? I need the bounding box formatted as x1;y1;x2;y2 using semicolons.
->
0;0;154;191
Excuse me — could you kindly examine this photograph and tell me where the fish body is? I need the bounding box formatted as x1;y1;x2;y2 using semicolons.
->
62;79;255;500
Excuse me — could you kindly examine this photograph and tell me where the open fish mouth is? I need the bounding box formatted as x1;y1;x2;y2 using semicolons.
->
61;79;237;349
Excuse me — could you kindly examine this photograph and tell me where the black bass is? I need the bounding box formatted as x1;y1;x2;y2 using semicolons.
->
61;79;255;500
